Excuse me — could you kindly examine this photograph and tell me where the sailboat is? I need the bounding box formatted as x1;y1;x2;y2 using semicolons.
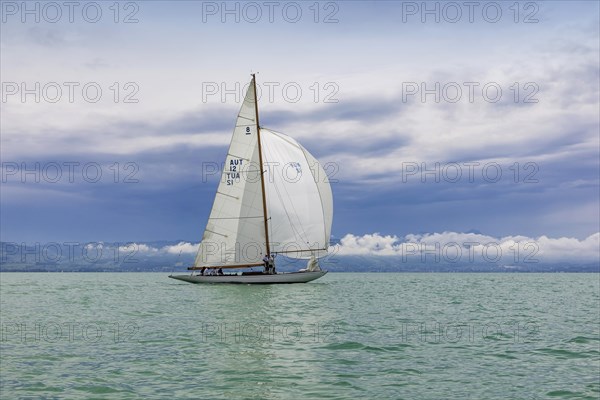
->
169;75;333;284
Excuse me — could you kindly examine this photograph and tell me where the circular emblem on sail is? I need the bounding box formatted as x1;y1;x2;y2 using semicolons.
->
290;162;302;174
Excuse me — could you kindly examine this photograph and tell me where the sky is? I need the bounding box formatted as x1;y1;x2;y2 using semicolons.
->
1;1;599;261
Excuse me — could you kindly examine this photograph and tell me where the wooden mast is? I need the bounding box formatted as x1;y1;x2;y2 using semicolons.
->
252;73;271;256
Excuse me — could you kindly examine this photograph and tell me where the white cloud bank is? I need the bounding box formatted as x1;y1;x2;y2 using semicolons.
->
162;242;200;255
124;232;600;265
332;232;600;264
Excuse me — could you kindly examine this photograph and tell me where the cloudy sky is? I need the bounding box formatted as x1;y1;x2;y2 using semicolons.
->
1;1;599;259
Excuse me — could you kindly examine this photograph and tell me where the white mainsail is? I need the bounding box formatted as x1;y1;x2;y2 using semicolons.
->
194;79;265;267
261;128;333;259
193;77;333;268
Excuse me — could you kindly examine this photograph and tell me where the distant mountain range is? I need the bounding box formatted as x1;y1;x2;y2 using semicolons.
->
1;241;598;273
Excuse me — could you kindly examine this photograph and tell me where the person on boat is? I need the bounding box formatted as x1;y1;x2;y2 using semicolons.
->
262;254;269;273
268;254;276;274
200;267;206;276
217;268;224;276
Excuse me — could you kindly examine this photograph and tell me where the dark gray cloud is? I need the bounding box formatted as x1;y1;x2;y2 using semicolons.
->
3;92;598;242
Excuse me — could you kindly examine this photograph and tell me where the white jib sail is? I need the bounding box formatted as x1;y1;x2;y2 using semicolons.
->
194;78;266;267
260;128;333;259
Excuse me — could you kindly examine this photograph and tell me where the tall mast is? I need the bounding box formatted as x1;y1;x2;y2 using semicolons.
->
252;74;271;256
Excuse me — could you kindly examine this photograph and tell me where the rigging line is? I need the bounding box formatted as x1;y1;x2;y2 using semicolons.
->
228;153;252;161
205;229;228;237
216;191;239;200
275;248;327;254
208;216;263;220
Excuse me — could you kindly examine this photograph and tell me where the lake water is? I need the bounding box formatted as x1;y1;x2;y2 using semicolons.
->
1;273;599;399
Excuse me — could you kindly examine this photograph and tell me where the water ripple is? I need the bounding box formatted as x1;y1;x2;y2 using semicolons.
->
1;272;599;399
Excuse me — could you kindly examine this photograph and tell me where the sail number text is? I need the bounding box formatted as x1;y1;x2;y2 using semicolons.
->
217;159;338;186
